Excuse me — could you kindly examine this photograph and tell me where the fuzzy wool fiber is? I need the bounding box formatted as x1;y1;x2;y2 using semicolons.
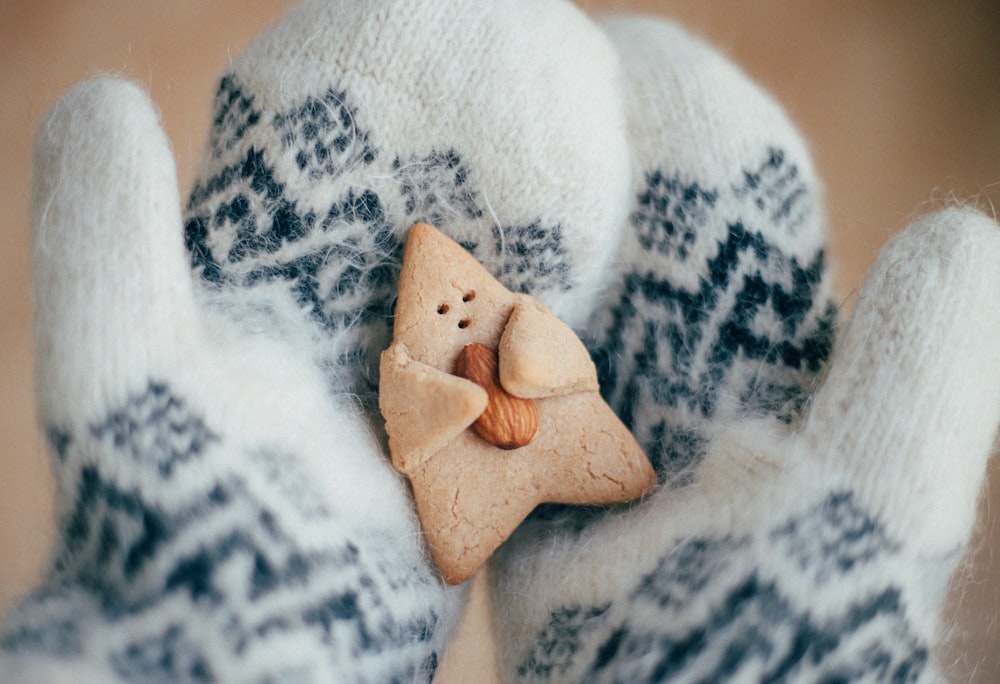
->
2;1;998;682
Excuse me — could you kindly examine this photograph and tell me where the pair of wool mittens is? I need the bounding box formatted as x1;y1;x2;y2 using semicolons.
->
3;1;999;682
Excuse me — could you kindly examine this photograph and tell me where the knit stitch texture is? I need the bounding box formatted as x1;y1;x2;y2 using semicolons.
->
2;2;998;683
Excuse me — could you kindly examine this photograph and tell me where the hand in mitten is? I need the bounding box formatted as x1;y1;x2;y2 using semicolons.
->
489;16;1000;683
0;0;635;680
0;74;456;684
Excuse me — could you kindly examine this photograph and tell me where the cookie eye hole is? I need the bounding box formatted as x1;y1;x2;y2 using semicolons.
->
462;291;476;303
458;319;471;329
437;304;450;315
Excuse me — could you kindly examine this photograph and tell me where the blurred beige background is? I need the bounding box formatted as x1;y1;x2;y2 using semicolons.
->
1;2;998;682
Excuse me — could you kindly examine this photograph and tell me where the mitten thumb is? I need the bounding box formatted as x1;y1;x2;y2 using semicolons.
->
801;207;1000;554
31;77;198;442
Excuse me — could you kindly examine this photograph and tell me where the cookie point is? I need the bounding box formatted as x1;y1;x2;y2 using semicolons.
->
405;221;448;250
408;221;435;238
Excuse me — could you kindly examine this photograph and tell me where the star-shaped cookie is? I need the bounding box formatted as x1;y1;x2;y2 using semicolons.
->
380;223;656;584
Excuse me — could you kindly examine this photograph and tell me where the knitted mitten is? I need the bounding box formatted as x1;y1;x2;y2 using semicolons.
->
0;0;632;681
488;15;1000;683
0;75;455;684
183;0;632;406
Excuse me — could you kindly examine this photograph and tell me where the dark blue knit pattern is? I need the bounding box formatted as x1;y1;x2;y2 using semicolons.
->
516;493;928;683
184;76;576;405
589;149;837;480
0;380;444;683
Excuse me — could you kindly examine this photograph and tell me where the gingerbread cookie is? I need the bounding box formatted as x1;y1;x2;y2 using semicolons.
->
379;223;656;584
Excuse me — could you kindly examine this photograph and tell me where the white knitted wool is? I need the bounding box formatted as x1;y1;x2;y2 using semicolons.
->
491;208;1000;683
585;16;837;479
2;74;454;684
184;0;630;405
1;1;634;681
5;3;999;682
487;15;1000;683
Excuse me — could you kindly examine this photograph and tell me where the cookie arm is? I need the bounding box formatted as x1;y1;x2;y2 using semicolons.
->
379;342;488;474
498;295;600;399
